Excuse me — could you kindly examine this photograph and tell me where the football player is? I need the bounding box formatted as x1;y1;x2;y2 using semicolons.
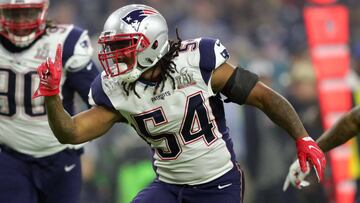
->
0;0;99;202
283;105;360;190
34;4;325;203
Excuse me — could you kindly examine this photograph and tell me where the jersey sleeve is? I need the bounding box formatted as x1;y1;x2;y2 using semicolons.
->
62;26;94;72
88;74;115;110
192;37;230;85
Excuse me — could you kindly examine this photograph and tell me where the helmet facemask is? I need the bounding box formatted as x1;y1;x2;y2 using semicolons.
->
0;2;48;47
98;32;150;83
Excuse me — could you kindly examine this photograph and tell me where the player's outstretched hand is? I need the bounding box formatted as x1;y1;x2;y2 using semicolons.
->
295;136;326;183
33;44;63;99
282;159;310;191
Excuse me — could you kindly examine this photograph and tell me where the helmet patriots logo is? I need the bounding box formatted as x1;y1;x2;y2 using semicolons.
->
122;9;157;31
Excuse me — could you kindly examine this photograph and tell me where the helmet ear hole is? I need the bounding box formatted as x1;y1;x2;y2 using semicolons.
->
151;40;158;49
146;58;154;63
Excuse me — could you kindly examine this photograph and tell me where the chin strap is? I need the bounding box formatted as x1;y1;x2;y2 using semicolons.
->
115;61;142;83
121;68;142;83
120;40;169;83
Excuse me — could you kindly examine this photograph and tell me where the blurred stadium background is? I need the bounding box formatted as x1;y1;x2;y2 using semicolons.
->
47;0;360;202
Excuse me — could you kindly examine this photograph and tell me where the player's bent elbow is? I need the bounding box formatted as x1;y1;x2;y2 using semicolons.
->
55;132;83;145
56;136;73;144
57;137;83;145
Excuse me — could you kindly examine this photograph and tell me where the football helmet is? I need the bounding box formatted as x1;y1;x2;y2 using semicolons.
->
0;0;49;47
98;4;170;83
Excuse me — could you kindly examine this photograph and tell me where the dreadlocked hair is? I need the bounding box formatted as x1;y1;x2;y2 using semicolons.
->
45;19;57;29
123;28;183;98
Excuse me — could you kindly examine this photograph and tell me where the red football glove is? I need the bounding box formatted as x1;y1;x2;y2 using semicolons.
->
296;136;326;183
33;44;63;99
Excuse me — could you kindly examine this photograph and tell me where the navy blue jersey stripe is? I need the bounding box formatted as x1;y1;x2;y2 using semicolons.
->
90;75;115;110
222;132;237;164
199;38;216;84
208;95;227;133
63;61;99;109
63;26;84;66
209;95;237;163
61;80;75;115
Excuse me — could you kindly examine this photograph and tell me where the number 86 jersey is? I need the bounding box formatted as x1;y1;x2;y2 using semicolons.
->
89;37;236;185
0;25;97;157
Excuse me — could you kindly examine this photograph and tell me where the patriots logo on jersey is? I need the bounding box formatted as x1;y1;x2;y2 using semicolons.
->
122;9;158;31
220;49;230;59
80;40;89;48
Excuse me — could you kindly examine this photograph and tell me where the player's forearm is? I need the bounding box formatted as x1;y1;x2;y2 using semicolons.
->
45;95;77;144
254;88;307;139
317;107;360;152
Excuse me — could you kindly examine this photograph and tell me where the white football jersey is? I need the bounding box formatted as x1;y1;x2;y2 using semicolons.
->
90;37;237;185
0;24;97;157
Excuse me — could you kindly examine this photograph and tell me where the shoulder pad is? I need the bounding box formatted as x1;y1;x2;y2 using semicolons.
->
62;25;94;72
187;37;230;70
89;73;115;110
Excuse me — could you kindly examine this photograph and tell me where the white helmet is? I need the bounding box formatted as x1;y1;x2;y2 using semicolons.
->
0;0;49;47
98;4;170;83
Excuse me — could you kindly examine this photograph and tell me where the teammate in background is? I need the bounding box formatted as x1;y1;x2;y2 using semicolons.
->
284;105;360;190
0;0;99;202
34;4;325;202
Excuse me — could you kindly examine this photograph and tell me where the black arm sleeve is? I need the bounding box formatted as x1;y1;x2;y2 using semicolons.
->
221;66;259;105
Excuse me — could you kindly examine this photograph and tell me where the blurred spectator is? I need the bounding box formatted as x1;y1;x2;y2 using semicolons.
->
48;1;77;24
287;59;322;140
286;58;328;203
243;59;297;203
177;0;231;41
